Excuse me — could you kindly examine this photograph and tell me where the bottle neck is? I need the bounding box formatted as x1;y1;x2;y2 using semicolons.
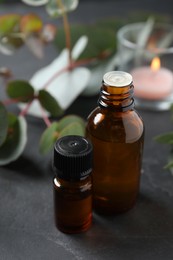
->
98;82;134;111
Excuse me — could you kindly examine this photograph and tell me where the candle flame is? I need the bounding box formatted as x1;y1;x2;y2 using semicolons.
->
151;57;160;71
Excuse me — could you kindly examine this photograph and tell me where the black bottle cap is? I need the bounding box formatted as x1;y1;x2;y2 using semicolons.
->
53;135;93;181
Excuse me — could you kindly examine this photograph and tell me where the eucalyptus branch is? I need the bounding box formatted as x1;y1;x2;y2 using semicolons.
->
39;103;52;127
43;65;70;90
2;98;20;106
19;99;34;117
0;2;119;164
56;0;72;65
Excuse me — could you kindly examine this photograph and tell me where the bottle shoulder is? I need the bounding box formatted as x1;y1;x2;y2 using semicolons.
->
86;107;144;143
53;176;92;193
87;106;143;125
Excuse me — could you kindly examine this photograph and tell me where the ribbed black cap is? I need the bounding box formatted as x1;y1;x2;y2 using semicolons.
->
53;135;93;181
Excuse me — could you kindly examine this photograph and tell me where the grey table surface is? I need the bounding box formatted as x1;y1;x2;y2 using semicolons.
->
1;1;173;259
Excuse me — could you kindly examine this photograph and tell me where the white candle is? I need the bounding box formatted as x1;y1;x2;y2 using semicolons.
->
131;57;173;100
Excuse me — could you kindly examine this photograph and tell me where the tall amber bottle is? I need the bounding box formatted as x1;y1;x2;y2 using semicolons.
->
86;71;144;214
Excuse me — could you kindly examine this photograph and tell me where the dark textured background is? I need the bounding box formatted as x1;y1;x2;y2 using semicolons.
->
0;1;173;259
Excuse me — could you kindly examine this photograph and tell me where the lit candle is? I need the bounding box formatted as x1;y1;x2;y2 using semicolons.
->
131;57;173;100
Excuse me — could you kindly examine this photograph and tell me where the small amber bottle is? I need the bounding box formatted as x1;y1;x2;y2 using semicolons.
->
53;135;93;234
86;71;144;215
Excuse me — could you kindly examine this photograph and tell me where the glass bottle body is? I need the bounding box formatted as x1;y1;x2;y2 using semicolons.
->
86;81;144;214
53;175;92;233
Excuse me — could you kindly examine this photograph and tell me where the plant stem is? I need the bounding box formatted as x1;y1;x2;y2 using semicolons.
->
19;99;51;127
19;100;33;117
6;96;51;127
2;98;21;106
39;104;52;127
43;64;70;90
56;0;72;65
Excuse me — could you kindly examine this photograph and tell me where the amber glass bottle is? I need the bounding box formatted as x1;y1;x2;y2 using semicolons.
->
53;135;93;234
86;71;144;215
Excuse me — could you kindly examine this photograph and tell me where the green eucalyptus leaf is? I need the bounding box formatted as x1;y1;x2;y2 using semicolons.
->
0;14;21;36
20;13;43;34
165;150;173;173
39;122;59;155
46;0;79;18
0;34;24;55
7;80;34;102
0;14;22;55
164;158;173;169
2;34;23;48
96;18;126;33
54;24;116;60
155;132;173;144
59;122;85;137
0;114;27;165
0;102;8;146
39;115;85;154
57;115;85;132
38;89;63;117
